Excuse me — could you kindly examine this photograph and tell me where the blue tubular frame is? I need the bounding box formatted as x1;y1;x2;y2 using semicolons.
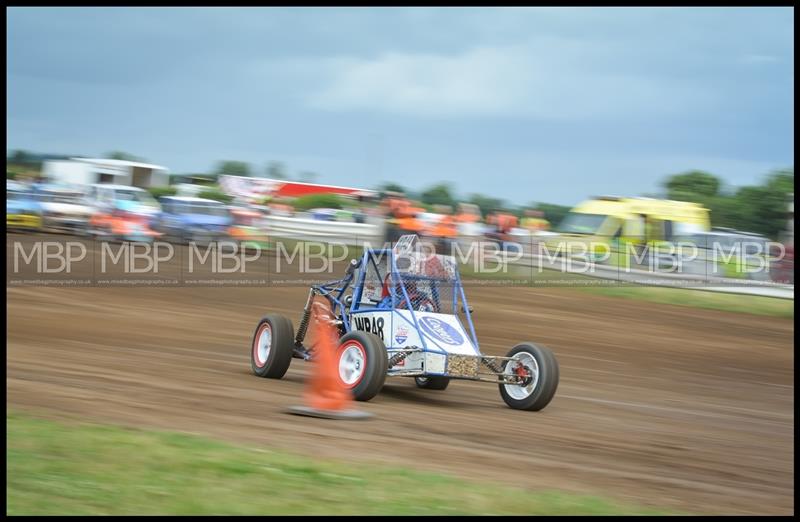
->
348;249;393;320
456;270;480;350
308;243;483;374
312;246;481;358
288;240;534;387
312;272;356;332
390;248;481;356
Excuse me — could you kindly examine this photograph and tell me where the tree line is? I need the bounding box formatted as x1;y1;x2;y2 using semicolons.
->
663;169;793;240
382;168;794;239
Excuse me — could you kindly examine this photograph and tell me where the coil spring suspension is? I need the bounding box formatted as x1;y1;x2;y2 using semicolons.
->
481;358;504;374
294;288;317;346
388;351;409;368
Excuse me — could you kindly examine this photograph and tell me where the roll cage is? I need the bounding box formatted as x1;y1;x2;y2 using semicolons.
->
293;235;480;359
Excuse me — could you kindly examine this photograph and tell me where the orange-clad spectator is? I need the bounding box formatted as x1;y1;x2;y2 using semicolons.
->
428;214;457;239
494;212;518;234
424;206;458;255
485;210;519;245
396;203;426;233
455;202;481;224
383;193;425;242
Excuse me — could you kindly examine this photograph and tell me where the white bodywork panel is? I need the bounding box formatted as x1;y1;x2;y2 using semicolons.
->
424;353;447;374
40;202;94;216
349;310;478;356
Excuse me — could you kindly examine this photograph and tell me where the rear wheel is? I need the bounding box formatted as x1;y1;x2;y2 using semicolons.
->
499;343;559;411
415;376;450;390
336;331;387;402
192;232;214;248
90;219;118;243
251;314;295;379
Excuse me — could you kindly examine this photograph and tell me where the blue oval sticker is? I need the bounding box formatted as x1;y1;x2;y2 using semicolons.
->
419;316;464;346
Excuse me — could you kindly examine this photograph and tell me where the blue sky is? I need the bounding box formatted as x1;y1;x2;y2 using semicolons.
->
6;7;794;205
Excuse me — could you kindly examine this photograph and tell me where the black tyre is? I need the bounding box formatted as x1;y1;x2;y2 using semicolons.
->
95;225;119;244
251;314;295;379
191;232;214;248
414;375;450;390
176;230;190;246
336;331;388;402
498;343;559;411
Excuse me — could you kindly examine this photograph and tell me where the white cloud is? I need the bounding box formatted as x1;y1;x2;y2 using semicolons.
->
302;42;716;119
305;46;528;117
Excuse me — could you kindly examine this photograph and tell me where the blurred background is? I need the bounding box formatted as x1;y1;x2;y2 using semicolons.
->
6;6;795;516
7;7;794;285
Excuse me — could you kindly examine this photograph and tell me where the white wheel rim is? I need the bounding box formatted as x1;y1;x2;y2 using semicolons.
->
503;352;540;400
255;324;272;367
339;344;365;386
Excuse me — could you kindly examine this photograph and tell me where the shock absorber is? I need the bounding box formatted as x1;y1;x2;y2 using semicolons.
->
294;288;317;347
481;357;504;374
388;350;410;368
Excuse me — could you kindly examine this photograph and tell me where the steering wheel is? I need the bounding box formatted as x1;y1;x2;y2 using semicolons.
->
395;279;438;313
416;299;437;312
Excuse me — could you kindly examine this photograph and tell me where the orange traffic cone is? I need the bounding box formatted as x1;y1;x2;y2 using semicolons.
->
287;299;373;420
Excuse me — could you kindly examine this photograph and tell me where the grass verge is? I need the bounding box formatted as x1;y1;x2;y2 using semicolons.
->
578;285;794;319
461;262;793;318
7;413;667;515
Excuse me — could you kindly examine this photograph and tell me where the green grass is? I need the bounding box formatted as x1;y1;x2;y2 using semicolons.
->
579;285;794;318
6;413;667;516
460;262;793;318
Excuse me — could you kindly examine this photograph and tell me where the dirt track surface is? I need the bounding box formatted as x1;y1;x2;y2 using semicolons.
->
7;282;794;514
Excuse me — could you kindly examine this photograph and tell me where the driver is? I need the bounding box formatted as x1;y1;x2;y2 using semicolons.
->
379;276;437;312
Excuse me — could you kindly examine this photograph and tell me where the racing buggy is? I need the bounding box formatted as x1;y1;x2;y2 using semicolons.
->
250;235;559;411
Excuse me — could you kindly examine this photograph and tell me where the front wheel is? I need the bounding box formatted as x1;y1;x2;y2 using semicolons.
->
336;331;388;402
95;225;119;243
251;314;295;379
499;343;559;411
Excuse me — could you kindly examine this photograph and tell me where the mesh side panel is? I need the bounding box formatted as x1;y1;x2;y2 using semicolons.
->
394;275;456;314
361;269;384;304
359;255;391;306
447;355;480;377
395;251;458;280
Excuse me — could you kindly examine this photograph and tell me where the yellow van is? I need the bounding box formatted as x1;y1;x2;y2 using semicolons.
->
548;196;711;268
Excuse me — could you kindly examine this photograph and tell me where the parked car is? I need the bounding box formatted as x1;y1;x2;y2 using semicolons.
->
153;196;233;245
310;208;339;221
674;229;772;280
87;184;162;242
770;243;794;284
7;181;43;232
228;206;270;251
35;185;94;235
548;196;710;267
86;184;161;218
